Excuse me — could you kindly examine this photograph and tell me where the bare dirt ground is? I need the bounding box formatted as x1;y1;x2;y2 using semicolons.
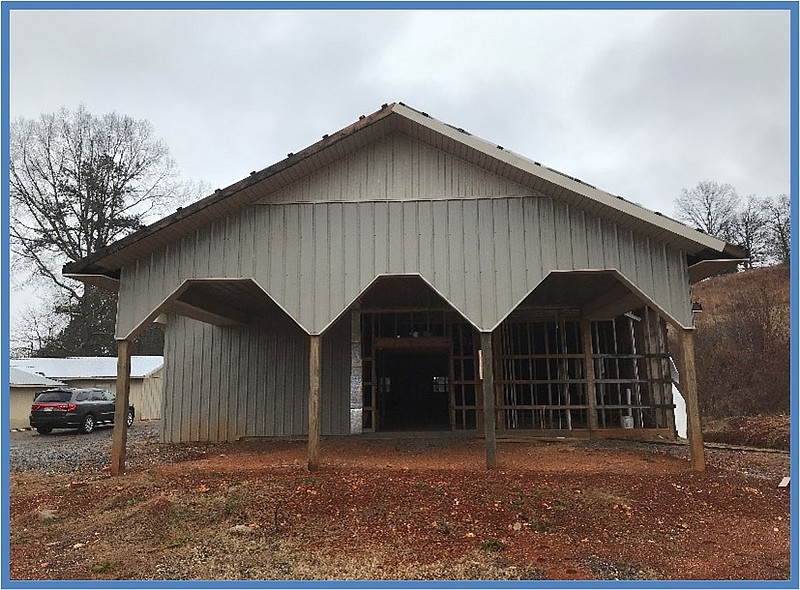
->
8;422;792;582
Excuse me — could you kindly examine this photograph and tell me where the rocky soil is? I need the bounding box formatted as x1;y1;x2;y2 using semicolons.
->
7;421;792;581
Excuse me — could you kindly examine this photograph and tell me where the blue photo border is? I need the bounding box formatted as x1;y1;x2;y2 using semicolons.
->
1;1;797;588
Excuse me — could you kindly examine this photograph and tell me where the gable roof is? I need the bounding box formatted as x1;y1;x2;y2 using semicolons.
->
9;367;67;388
10;356;163;380
63;102;745;285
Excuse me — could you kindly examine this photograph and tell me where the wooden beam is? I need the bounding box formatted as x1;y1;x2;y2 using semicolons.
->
308;335;322;472
644;309;676;435
581;319;599;432
660;316;677;436
584;290;643;321
170;297;248;326
110;340;131;476
373;336;451;350
678;328;705;471
480;332;497;469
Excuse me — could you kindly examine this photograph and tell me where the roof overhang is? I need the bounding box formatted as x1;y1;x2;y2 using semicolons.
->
688;259;745;284
63;273;120;292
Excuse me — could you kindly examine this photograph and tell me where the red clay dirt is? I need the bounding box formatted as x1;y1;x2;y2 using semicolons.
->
8;435;792;581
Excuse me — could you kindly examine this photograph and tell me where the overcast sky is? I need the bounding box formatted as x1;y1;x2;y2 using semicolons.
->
10;8;791;210
6;7;792;325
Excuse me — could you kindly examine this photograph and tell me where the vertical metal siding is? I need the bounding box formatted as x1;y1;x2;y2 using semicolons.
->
477;198;495;325
322;316;350;435
507;198;527;299
586;217;605;269
162;311;348;443
118;194;694;341
256;132;532;204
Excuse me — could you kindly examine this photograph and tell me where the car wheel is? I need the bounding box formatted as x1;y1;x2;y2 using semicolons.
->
36;427;52;435
80;414;96;434
126;409;134;427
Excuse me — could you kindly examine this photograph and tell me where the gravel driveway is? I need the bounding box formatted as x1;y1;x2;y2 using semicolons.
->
8;420;161;474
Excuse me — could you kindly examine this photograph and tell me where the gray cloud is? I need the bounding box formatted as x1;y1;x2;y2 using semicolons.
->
10;9;791;214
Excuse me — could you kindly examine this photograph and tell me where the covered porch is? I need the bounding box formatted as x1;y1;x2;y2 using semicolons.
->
109;271;705;474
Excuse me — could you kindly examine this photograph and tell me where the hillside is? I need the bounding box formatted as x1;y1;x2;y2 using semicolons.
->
689;265;790;424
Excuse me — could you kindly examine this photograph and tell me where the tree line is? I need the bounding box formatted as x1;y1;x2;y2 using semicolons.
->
674;180;790;268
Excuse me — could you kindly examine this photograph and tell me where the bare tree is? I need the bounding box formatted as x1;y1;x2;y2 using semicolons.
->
763;194;790;265
729;195;768;268
674;181;741;241
10;105;201;355
11;295;66;358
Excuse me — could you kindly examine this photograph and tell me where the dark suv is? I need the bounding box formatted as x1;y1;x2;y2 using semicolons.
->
29;388;135;435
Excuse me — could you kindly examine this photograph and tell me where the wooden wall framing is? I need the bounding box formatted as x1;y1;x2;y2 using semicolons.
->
357;306;676;438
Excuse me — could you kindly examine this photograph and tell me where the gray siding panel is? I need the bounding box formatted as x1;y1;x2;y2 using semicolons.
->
162;314;316;442
119;195;694;339
478;198;495;327
586;217;605;269
161;310;351;443
507;198;527;300
257;132;533;204
322;316;350;436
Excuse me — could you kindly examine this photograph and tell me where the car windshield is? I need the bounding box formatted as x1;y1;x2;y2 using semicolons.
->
34;390;72;403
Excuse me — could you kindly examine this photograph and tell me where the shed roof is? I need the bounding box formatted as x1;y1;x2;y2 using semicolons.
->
63;102;746;283
9;367;67;387
10;356;163;380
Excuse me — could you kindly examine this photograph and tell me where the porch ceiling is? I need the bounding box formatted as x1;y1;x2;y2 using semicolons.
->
514;271;649;321
159;279;300;330
356;275;453;311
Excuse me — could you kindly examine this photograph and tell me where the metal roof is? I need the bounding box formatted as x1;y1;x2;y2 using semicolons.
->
9;367;66;387
10;356;163;380
63;102;746;280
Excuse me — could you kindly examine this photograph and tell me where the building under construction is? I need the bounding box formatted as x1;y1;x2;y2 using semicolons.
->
63;103;746;473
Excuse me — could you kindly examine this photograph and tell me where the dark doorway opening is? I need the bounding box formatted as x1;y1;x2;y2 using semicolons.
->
377;350;450;431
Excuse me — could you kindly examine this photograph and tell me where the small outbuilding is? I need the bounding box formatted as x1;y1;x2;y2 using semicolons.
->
10;357;163;421
62;103;746;474
8;368;66;429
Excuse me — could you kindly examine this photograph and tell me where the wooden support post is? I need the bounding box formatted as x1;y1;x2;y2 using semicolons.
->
308;335;322;472
480;332;497;469
581;319;599;433
110;339;131;476
679;328;705;471
659;317;677;436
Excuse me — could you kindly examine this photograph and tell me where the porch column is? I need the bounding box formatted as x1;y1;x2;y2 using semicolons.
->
308;334;322;472
581;320;599;432
480;331;497;469
110;339;131;476
678;328;705;471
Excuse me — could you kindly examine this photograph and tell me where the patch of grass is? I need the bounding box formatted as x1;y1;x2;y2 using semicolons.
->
528;518;550;533
91;560;115;574
479;539;506;552
165;536;190;548
222;494;245;518
579;488;633;508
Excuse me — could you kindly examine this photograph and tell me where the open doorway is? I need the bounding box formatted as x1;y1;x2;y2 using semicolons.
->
377;350;450;431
